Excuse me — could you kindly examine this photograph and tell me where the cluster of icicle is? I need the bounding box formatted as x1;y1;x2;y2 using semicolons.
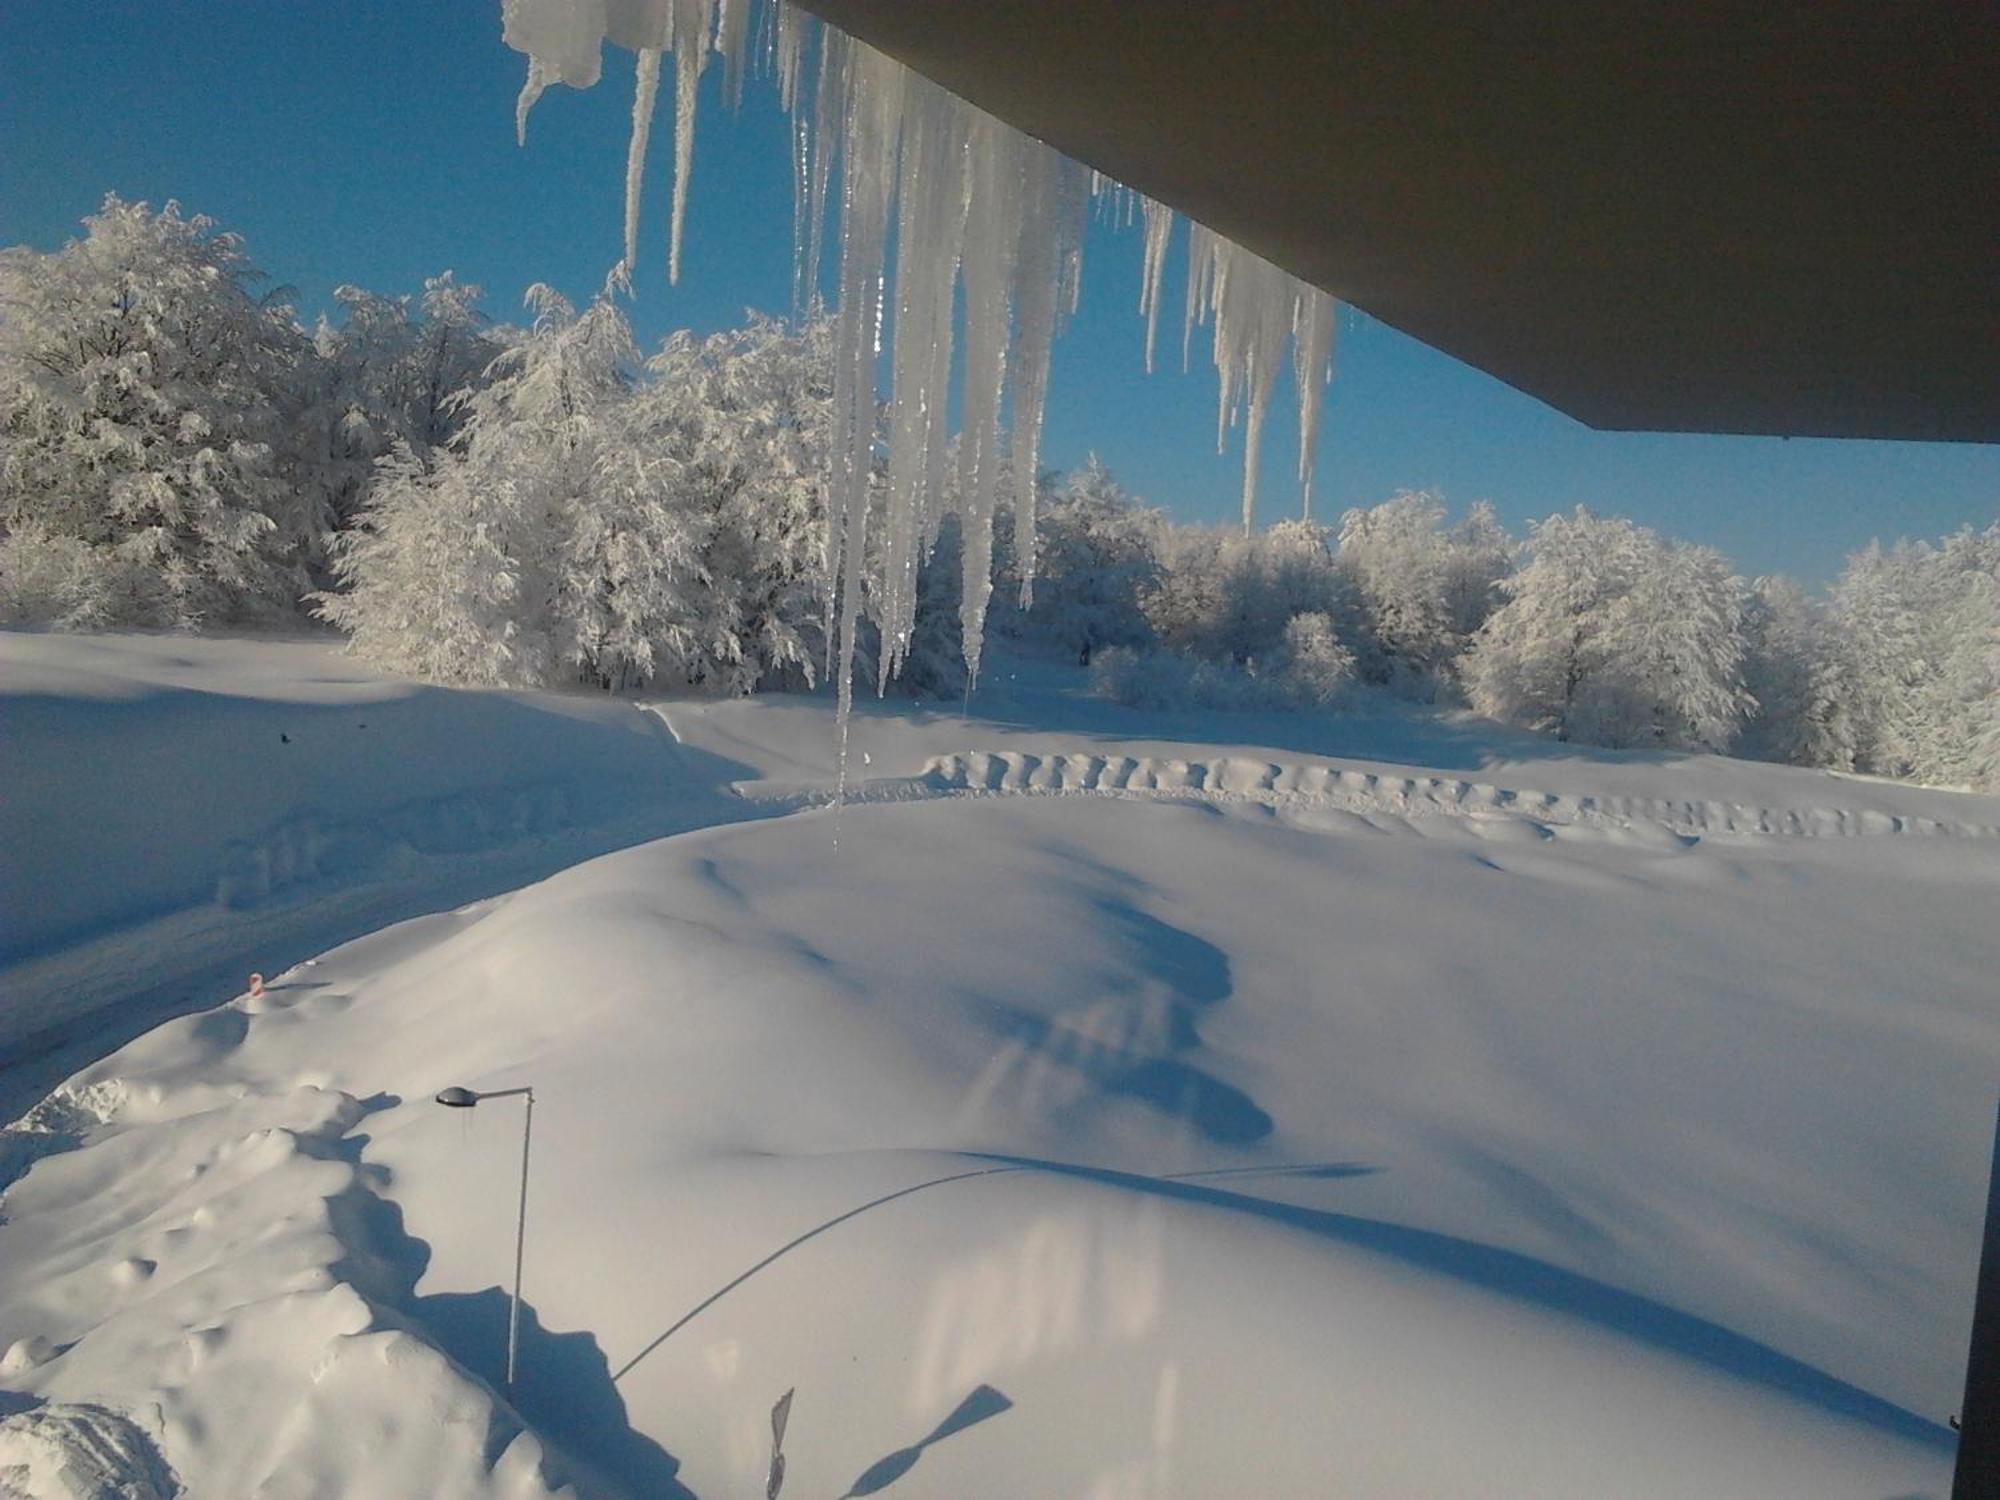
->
501;0;1338;743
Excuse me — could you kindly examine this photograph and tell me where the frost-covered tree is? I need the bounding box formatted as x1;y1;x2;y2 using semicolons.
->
1276;609;1355;705
1831;525;2000;787
1737;576;1858;769
1575;538;1752;751
1464;508;1750;751
620;313;837;693
1462;509;1641;740
0;196;317;629
308;273;501;533
1142;519;1351;669
324;280;652;685
997;454;1162;658
1335;491;1513;693
326;292;851;695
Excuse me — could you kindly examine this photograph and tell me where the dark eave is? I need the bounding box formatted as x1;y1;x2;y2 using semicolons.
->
794;1;2000;443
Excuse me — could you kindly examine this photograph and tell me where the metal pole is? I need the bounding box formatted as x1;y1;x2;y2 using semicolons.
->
1953;1095;2000;1499
507;1089;534;1391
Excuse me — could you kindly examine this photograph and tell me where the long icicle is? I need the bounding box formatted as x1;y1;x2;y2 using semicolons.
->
956;113;1022;685
1293;290;1337;519
828;39;901;797
623;49;662;269
1138;195;1175;374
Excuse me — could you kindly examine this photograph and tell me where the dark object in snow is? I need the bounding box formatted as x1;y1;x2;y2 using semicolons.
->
767;1388;793;1499
279;732;290;743
1951;1096;2000;1498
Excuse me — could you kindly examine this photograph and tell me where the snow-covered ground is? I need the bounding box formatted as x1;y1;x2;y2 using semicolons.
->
3;634;1996;1497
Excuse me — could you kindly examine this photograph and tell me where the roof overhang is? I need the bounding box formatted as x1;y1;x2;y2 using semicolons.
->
795;1;1999;443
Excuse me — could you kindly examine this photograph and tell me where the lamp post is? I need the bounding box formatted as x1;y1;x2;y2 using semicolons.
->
436;1083;535;1391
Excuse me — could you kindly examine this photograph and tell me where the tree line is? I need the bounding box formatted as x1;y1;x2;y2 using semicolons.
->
3;198;1995;789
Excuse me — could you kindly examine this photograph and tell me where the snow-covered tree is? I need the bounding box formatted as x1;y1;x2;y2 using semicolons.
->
1276;609;1355;705
1335;491;1513;694
0;196;317;629
622;313;835;694
324;279;650;685
1464;508;1750;751
997;454;1162;659
1737;576;1858;769
1831;525;2000;787
1575;538;1752;751
326;291;852;696
308;273;501;534
1142;519;1351;669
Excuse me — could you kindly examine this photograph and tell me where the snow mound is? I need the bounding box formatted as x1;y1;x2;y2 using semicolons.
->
0;1402;179;1500
10;784;1988;1494
0;1067;582;1499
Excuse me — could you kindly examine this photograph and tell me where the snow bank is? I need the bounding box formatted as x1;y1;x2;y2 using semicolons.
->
0;633;686;961
0;633;767;1092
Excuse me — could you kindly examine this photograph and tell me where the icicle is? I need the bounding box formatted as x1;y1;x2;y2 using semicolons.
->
623;49;662;268
515;60;547;144
1293;289;1336;519
1187;232;1322;532
503;0;610;141
666;0;715;285
877;77;970;689
1138;195;1174;374
804;24;846;318
1009;144;1090;609
956;113;1023;684
827;40;902;796
716;0;750;105
773;0;810;110
502;0;1345;734
1183;221;1218;373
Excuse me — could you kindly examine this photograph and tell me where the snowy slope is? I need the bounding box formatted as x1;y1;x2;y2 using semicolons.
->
3;635;1997;1498
0;632;770;1118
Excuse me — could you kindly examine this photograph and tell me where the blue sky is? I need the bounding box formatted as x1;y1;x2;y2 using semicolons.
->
5;1;1993;585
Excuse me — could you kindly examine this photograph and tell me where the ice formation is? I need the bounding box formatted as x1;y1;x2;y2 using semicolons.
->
500;0;1339;724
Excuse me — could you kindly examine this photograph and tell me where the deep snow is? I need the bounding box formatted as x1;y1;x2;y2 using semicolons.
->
3;634;1996;1497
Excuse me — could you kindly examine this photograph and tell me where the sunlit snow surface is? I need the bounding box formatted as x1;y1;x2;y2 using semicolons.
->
3;635;1997;1497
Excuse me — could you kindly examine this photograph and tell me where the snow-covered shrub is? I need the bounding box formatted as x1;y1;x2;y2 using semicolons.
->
1092;646;1283;712
1140;519;1350;668
1276;610;1356;705
1092;610;1355;714
0;525;178;631
0;196;318;629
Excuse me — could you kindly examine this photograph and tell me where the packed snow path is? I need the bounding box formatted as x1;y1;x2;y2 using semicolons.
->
830;749;2000;843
